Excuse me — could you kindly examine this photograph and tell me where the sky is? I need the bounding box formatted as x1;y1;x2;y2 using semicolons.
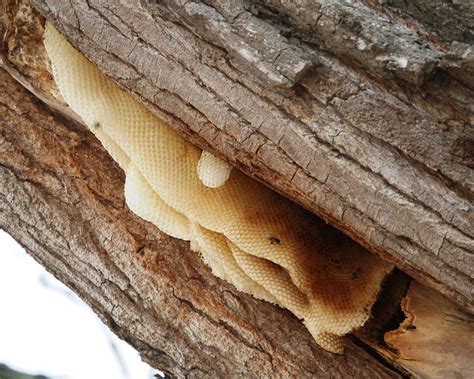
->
0;229;160;379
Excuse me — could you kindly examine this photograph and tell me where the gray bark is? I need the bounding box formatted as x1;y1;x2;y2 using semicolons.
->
19;0;473;311
1;1;473;376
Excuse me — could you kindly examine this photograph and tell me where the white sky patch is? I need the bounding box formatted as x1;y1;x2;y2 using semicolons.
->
0;230;158;379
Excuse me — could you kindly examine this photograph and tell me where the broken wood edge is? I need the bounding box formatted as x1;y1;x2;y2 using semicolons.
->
384;282;474;378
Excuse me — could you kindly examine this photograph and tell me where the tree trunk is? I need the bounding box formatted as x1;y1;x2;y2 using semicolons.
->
19;0;474;311
1;0;473;377
0;67;404;377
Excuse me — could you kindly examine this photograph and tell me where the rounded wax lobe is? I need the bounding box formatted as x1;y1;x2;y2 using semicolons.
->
44;22;392;354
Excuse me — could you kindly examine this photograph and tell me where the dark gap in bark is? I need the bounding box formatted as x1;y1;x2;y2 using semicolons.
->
348;335;411;379
357;269;412;351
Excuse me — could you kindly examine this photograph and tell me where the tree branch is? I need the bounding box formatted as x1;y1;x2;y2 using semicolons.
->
20;0;474;311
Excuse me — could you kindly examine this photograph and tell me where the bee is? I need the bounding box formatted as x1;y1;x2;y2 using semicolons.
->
267;235;281;245
91;121;101;130
351;267;363;280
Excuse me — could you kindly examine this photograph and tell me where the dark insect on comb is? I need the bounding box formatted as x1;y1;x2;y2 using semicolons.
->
267;236;281;245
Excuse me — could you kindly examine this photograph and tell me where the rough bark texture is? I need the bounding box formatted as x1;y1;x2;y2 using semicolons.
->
0;68;404;378
2;1;474;376
19;0;473;311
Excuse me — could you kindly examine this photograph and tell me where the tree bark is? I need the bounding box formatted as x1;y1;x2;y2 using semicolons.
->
16;0;473;311
0;67;405;378
2;0;474;376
